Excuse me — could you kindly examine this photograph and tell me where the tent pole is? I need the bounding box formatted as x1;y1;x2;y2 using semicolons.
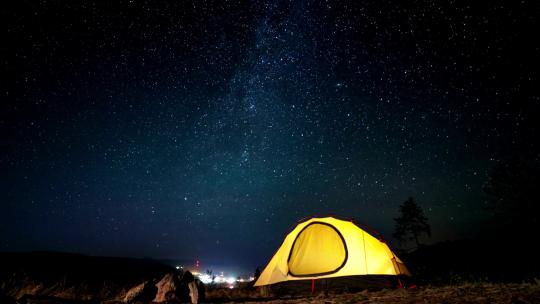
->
311;279;315;293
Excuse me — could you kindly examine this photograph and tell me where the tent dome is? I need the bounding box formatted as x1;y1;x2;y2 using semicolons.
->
254;216;410;286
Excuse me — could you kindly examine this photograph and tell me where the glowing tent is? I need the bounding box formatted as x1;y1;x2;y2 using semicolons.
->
254;216;410;286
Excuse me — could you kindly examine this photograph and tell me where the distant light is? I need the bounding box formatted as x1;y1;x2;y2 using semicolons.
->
249;277;255;281
199;274;212;284
226;277;236;284
176;266;180;270
229;285;234;289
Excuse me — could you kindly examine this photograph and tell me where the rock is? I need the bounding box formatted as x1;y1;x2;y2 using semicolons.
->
124;280;158;303
124;282;145;303
153;273;184;303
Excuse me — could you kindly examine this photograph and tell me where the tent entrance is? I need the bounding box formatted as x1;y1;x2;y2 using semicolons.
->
288;222;348;277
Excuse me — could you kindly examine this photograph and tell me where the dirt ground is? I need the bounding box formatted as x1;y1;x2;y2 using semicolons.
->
207;282;540;304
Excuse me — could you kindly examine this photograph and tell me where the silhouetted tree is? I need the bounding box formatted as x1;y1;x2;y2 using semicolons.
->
483;157;540;234
205;269;216;285
393;197;431;248
251;267;261;288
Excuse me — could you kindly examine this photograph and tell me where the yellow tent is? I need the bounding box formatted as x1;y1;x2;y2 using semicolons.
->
254;216;410;286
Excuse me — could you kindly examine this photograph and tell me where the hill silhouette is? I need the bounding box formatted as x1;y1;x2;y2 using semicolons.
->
0;251;174;302
402;239;540;284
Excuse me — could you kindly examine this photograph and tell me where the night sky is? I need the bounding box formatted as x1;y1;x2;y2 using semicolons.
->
2;1;539;274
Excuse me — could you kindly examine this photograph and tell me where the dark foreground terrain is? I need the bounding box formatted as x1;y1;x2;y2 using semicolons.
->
4;282;539;303
0;251;176;303
1;244;540;303
210;283;540;304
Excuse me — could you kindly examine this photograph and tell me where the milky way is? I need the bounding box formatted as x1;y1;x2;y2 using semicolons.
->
2;1;539;273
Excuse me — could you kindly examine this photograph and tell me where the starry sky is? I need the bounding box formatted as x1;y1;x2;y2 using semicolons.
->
1;1;539;274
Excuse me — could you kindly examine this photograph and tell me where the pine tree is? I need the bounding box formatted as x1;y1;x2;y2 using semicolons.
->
393;197;431;248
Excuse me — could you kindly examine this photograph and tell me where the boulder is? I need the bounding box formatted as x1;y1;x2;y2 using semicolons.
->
124;280;157;303
153;273;185;303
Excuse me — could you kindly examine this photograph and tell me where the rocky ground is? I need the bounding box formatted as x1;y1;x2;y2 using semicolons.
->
206;282;540;304
3;282;540;303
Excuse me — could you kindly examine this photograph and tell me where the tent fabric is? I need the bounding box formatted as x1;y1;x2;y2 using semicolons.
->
254;217;410;286
288;222;347;276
